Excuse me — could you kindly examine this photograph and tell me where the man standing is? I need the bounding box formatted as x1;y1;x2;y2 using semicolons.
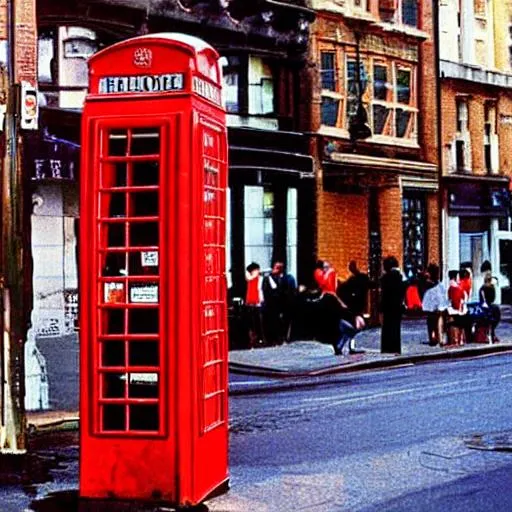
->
380;256;406;354
263;261;297;345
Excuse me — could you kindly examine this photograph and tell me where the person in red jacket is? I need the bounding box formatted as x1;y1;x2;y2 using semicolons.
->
245;262;264;348
313;260;337;293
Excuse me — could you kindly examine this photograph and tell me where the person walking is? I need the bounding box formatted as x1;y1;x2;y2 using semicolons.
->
379;256;406;354
421;263;448;346
262;261;297;345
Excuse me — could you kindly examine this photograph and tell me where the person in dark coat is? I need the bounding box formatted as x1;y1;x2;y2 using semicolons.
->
310;290;365;355
262;261;297;345
338;260;372;316
380;256;405;354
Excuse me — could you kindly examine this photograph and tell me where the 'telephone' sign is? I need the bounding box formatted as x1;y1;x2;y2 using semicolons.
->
99;73;184;94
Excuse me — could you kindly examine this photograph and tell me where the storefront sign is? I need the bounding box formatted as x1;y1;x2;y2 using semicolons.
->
99;73;184;94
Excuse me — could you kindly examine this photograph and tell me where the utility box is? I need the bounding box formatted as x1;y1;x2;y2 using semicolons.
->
79;33;229;506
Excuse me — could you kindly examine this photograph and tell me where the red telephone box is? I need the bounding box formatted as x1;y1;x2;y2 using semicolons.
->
79;33;229;505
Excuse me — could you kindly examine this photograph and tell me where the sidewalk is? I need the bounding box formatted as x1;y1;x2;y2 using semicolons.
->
27;311;512;431
229;313;512;381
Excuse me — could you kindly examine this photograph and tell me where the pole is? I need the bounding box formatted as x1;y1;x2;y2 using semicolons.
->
0;0;27;455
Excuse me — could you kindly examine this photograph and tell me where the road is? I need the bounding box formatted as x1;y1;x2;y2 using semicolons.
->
209;354;512;511
2;354;512;511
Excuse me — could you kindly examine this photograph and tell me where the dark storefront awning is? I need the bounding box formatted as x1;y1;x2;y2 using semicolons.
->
444;174;511;217
228;126;314;179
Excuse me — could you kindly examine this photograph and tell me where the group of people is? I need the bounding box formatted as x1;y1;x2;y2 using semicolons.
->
415;261;500;346
243;256;501;355
244;260;297;348
244;255;406;356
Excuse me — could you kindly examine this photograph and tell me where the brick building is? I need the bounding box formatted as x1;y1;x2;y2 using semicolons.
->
306;0;440;307
439;0;512;303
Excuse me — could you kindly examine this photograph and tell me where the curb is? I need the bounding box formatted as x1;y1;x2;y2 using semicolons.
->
228;343;512;394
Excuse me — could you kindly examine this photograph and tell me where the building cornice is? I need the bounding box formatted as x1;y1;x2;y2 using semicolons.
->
440;59;512;89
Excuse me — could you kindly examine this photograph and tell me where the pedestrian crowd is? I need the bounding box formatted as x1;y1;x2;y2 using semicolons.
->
412;260;500;346
236;255;502;355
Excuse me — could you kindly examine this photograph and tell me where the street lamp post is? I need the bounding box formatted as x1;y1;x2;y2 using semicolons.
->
349;30;372;143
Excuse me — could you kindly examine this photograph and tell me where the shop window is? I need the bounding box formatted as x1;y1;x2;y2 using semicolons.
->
244;186;274;271
402;192;426;279
286;188;298;280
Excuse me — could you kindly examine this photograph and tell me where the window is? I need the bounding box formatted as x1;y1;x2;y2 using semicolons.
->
319;49;417;141
321;52;336;90
221;56;241;113
379;0;418;27
287;188;298;280
484;102;498;174
248;56;274;115
402;191;426;279
456;99;468;133
220;55;275;117
244;186;274;271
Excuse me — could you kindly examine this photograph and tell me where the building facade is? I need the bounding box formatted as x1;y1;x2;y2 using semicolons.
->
307;0;440;304
439;0;512;303
30;0;315;410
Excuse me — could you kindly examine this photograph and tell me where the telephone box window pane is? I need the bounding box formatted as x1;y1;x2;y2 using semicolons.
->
106;192;126;217
130;129;160;155
129;404;159;431
132;161;159;186
130;192;159;217
129;341;159;366
108;130;128;156
102;162;127;188
103;372;125;398
114;162;127;187
128;373;159;398
128;252;159;276
103;309;125;334
107;224;125;247
102;252;126;277
103;404;125;431
102;341;125;367
128;308;159;334
129;222;158;247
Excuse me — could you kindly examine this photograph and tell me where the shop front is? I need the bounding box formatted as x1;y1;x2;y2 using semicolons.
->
445;176;511;302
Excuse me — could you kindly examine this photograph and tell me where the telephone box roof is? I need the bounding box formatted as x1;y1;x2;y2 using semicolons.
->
89;32;216;64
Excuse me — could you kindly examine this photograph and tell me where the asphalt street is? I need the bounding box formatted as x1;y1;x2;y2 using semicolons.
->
209;353;512;511
2;353;512;511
